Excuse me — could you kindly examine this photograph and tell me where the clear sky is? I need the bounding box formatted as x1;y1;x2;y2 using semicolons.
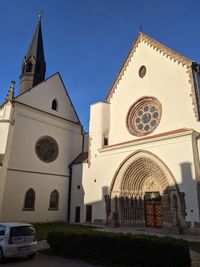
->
0;0;200;131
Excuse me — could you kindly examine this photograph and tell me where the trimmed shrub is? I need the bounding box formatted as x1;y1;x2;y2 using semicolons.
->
47;230;191;267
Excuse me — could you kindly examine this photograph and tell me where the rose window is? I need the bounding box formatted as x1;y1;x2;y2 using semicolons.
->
127;97;162;136
35;136;59;163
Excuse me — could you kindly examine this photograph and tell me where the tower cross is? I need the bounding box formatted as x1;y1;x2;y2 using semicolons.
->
38;10;43;21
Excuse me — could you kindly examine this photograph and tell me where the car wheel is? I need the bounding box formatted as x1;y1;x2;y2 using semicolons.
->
0;248;4;262
28;253;36;259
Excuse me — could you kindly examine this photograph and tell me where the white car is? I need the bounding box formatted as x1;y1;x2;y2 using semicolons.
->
0;222;37;261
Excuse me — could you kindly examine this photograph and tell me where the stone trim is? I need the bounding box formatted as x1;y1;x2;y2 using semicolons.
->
109;149;180;196
99;128;192;152
187;67;199;120
121;157;168;195
7;168;69;178
126;96;162;136
35;135;59;163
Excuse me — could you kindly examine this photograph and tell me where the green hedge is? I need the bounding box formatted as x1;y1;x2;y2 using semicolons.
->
47;230;191;267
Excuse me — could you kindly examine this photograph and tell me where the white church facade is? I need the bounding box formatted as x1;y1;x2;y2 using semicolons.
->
0;19;200;233
0;20;83;223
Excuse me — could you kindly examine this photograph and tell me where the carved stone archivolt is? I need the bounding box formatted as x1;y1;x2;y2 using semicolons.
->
108;155;186;227
35;136;59;163
120;157;168;196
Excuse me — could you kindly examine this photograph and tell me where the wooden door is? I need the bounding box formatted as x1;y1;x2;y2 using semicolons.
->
145;192;163;227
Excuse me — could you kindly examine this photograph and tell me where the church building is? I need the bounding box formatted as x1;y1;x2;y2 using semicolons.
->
0;19;200;233
71;32;200;233
0;18;83;223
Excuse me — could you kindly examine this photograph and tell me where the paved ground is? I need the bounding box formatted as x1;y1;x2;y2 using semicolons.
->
2;252;101;267
190;250;200;267
2;250;200;267
94;224;200;240
2;226;200;266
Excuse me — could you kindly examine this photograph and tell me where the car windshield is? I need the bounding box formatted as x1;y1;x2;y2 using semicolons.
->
10;226;35;236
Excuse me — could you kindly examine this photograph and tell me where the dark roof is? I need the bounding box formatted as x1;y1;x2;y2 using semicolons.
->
26;19;45;62
0;154;4;166
71;152;88;165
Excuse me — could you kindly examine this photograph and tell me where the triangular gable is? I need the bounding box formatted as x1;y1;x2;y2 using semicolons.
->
15;73;80;123
106;32;200;119
106;32;193;101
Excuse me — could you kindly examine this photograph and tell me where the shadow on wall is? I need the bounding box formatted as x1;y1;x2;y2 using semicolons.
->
73;161;200;234
180;162;200;230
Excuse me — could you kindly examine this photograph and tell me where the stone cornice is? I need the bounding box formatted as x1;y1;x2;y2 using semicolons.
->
99;128;194;153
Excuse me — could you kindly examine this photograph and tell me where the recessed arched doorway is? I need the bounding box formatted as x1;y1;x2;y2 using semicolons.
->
107;150;186;228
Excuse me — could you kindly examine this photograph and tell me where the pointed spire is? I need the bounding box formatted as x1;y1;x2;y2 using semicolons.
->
26;16;45;64
6;81;15;102
19;17;46;94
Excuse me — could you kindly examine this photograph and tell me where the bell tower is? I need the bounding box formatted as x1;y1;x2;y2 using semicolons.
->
19;16;46;94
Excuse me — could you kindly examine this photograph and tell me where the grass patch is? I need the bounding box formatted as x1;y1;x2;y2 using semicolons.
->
33;222;96;240
188;241;200;254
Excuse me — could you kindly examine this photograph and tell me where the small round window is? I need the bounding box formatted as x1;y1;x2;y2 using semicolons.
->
139;65;146;78
127;97;162;136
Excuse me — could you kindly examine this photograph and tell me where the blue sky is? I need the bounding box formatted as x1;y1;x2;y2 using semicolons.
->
0;0;200;131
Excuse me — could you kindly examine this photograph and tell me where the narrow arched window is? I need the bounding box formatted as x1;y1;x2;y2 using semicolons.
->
49;190;59;210
26;62;33;72
51;99;57;111
24;188;35;210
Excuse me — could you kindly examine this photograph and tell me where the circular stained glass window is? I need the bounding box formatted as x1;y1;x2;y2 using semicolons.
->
127;97;162;136
35;136;59;163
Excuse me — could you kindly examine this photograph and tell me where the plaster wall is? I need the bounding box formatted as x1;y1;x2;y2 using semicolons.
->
70;164;85;223
81;132;200;224
83;40;200;226
1;102;82;222
89;102;110;160
106;41;200;146
0;103;15;219
16;73;79;123
83;133;89;152
8;103;82;175
1;170;69;222
0;102;13;153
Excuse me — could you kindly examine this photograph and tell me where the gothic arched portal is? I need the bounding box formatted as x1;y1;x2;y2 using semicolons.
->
108;150;186;228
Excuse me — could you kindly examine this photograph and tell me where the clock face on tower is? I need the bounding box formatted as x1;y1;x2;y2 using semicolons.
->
127;97;162;136
35;136;59;163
